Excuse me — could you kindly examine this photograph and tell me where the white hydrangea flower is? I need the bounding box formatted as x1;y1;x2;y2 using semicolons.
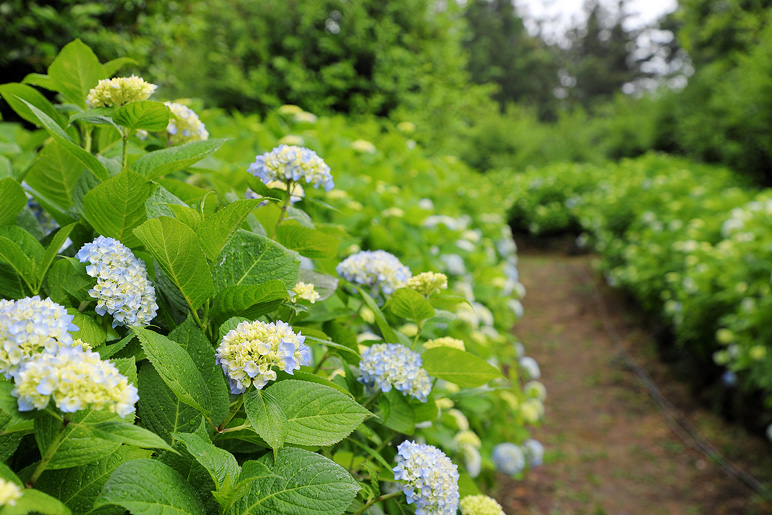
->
459;495;505;515
519;356;541;380
407;271;448;296
86;75;157;107
248;145;333;191
0;296;79;378
351;139;376;153
12;346;138;417
358;343;432;402
216;320;310;393
0;479;22;507
393;441;460;515
164;102;209;145
492;442;525;476
76;236;158;327
524;380;547;401
336;250;412;296
523;438;545;467
289;282;320;304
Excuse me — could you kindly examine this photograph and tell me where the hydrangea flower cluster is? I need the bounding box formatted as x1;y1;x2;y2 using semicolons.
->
0;296;78;378
12;346;138;417
492;442;526;476
336;250;412;296
76;236;158;327
248;145;334;191
164;102;209;144
519;356;541;380
358;343;432;402
455;430;483;477
524;380;547;401
459;495;505;515
86;75;157;107
424;337;466;351
216;320;310;393
289;282;320;304
407;271;448;296
523;438;545;467
0;479;21;507
393;441;460;515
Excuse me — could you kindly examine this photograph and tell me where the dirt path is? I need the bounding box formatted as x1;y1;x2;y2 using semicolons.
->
495;250;772;515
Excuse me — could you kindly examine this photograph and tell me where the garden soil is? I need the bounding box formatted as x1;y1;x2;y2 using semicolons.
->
495;248;772;515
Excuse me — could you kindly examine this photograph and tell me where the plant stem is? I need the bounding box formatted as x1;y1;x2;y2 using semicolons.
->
27;415;70;488
217;395;245;432
121;129;129;170
271;179;293;239
410;321;424;351
362;390;382;410
218;423;249;434
83;125;92;153
353;491;402;515
186;300;207;334
313;352;330;374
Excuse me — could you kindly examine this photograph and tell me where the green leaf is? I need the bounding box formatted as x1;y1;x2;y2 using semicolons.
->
167;204;202;230
94;459;206;515
232;447;359;515
83;170;156;248
134;216;214;309
0;489;71;515
47;39;104;108
145;185;188;219
80;420;175;452
35;410;121;470
358;289;400;343
132;326;212;419
0;83;67;129
44;258;92;306
102;57;139;77
386;288;435;323
68;310;106;346
377;389;414;435
18;99;109;182
0;237;34;290
21;72;56;91
197;199;261;261
0;411;25;463
114;101;170;132
244;389;287;456
36;223;77;286
265;380;370;447
275;224;340;259
421;347;502;387
35;446;152;515
137;364;200;444
68;107;120;131
210;281;288;325
211;461;277;515
130;139;227;180
212;230;300;291
172;432;240;490
0;178;26;226
168;317;230;426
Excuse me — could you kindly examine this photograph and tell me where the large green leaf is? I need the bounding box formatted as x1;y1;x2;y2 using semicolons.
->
212;230;300;291
197;199;261;261
358;289;401;344
265;380;370;447
113;101;170;132
132;327;212;419
275;224;340;259
137;364;201;444
232;447;359;515
130;139;227;180
19;99;109;182
386;287;435;323
169;317;229;426
210;281;288;325
94;459;206;515
133;217;214;310
102;57;138;77
83;170;155;247
79;420;174;452
0;83;67;129
35;223;77;288
244;389;287;456
34;410;120;470
35;446;152;515
421;347;502;387
47;39;105;108
172;432;240;490
25;140;82;211
0;177;26;226
0;489;70;515
0;237;34;291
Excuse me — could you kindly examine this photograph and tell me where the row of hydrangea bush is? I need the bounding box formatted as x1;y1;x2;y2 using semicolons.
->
503;153;772;434
0;40;546;514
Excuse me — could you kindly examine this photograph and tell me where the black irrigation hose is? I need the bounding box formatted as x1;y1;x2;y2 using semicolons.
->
572;264;772;505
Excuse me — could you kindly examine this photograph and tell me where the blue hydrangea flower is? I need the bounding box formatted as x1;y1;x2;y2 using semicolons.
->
393;441;460;515
522;439;545;467
76;236;158;328
0;296;79;378
491;443;526;476
359;343;432;402
248;145;334;191
336;250;411;296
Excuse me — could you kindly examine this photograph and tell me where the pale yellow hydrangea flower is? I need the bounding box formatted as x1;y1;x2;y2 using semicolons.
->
290;282;320;304
407;271;448;296
0;479;21;507
86;75;157;107
424;337;465;351
351;139;376;153
459;495;505;515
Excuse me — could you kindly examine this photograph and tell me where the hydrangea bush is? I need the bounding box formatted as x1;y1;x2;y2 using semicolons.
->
0;40;542;514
